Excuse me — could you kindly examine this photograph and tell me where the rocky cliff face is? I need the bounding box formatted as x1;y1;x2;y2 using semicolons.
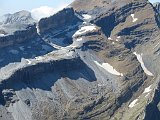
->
0;10;37;48
38;8;82;34
0;0;160;120
153;2;160;26
154;2;160;13
0;25;37;48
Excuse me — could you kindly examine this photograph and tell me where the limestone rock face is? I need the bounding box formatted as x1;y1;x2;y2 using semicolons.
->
153;2;160;26
154;2;160;13
0;0;160;120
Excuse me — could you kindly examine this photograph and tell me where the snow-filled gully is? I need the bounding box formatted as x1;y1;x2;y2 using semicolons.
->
133;52;154;76
94;61;123;76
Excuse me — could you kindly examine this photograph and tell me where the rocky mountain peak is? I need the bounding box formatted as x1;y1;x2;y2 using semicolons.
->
0;0;160;120
1;10;36;25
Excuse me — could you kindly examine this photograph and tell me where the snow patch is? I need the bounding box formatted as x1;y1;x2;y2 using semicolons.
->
143;85;152;94
98;84;105;87
76;38;83;41
36;23;40;35
145;93;150;98
73;25;96;37
133;52;154;76
108;37;113;40
82;14;92;20
129;99;138;108
83;22;87;25
35;56;43;61
117;36;121;39
0;34;5;37
116;36;121;41
26;59;32;65
112;42;115;45
131;14;138;22
94;61;123;76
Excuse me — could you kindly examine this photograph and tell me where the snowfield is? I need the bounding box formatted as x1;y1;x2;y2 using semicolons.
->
133;52;154;76
0;34;5;37
76;38;83;41
129;99;138;108
143;85;152;94
94;61;123;76
131;14;138;22
82;14;92;20
108;37;113;40
26;59;32;65
35;56;43;61
36;23;40;35
73;25;96;37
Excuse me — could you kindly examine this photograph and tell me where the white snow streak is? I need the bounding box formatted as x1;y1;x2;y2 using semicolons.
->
36;23;40;35
145;93;150;98
94;61;123;76
143;85;152;94
0;34;5;37
26;59;32;65
76;38;83;41
82;14;92;20
108;37;113;40
133;52;153;76
73;25;96;37
117;36;121;39
129;99;138;108
154;42;160;49
131;14;138;22
35;56;43;61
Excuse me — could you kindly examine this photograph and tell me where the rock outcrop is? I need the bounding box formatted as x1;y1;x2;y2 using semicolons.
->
0;25;37;48
0;0;160;120
38;8;82;34
154;2;160;13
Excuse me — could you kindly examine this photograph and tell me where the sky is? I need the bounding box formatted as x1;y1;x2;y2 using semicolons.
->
0;0;73;20
0;0;159;20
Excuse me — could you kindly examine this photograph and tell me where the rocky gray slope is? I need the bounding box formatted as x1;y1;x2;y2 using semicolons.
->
0;0;160;120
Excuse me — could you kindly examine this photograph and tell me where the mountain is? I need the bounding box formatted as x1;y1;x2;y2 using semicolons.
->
0;10;36;36
0;0;160;120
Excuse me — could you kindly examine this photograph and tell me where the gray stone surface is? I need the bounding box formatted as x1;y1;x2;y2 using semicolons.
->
0;0;160;120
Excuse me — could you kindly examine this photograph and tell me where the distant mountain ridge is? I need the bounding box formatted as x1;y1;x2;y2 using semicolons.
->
0;0;160;120
0;10;36;25
0;10;36;36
